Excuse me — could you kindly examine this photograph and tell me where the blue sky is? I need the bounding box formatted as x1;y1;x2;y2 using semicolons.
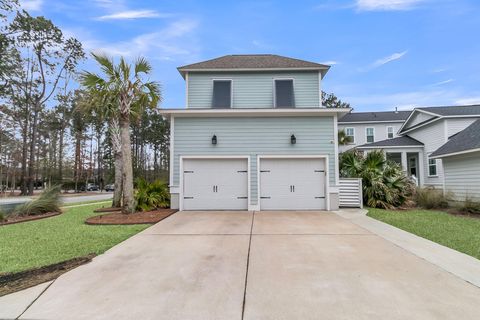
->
21;0;480;111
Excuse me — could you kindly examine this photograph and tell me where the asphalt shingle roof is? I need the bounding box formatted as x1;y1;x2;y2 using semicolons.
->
357;136;424;148
417;105;480;116
339;111;411;123
430;119;480;157
178;54;330;72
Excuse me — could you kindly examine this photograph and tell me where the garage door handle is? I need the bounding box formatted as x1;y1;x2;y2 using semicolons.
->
237;196;248;199
260;170;270;173
260;196;271;199
184;170;194;173
314;170;324;173
184;197;194;199
290;185;295;192
213;185;218;192
315;196;325;199
237;170;247;173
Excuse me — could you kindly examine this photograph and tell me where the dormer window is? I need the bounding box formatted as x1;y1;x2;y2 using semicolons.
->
274;79;294;108
212;80;232;108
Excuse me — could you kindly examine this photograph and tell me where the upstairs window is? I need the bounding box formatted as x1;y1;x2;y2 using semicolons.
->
212;80;232;108
366;127;375;143
428;158;437;176
274;79;294;108
387;126;394;139
345;127;355;144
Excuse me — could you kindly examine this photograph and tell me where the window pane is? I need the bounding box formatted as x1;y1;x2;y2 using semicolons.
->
387;127;394;138
212;80;231;108
275;80;294;108
366;128;374;143
428;159;437;176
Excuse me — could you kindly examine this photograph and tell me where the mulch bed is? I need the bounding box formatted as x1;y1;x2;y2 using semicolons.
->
0;211;62;226
85;209;178;225
0;254;95;297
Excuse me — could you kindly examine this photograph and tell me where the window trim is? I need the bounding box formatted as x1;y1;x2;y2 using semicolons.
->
345;127;355;144
273;78;295;108
387;126;394;139
365;127;375;143
212;78;233;108
428;157;438;177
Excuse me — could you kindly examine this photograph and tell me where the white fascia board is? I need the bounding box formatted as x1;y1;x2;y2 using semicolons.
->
399;117;442;134
338;120;406;124
160;108;352;118
430;148;480;159
356;145;424;149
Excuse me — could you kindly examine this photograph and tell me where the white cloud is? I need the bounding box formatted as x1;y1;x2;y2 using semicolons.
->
356;0;425;11
79;19;200;60
320;60;339;65
96;10;169;20
455;97;480;105
21;0;43;11
359;50;407;71
431;79;454;86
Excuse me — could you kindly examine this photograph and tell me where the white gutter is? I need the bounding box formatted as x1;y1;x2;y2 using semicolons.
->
430;147;480;159
160;108;352;118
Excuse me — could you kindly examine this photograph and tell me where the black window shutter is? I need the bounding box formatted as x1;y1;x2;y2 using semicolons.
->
212;81;231;108
275;80;294;108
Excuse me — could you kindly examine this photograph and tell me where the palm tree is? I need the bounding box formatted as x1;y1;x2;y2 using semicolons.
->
338;129;353;145
80;54;161;213
339;149;414;209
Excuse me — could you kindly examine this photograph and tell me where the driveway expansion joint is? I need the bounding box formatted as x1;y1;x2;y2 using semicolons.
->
241;210;255;320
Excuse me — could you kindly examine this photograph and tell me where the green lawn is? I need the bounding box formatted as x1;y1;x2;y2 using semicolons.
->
0;203;149;274
368;208;480;260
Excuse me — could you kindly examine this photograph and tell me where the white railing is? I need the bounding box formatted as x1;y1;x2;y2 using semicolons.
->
339;178;363;208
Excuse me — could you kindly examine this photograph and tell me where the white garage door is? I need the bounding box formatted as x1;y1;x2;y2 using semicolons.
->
260;158;326;210
183;158;248;210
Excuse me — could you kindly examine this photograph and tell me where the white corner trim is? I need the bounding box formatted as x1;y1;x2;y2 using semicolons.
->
334;114;340;185
185;72;189;108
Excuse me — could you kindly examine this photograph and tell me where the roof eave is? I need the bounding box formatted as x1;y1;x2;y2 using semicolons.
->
177;66;330;79
431;147;480;159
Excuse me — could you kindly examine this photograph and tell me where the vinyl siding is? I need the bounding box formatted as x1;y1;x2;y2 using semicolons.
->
172;116;335;205
408;120;445;187
187;71;320;109
338;122;403;153
446;118;480;137
403;111;434;130
443;152;480;201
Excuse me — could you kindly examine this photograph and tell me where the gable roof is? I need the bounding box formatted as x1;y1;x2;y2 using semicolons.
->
417;104;480;116
177;54;330;78
399;104;480;134
356;136;424;149
339;110;411;123
430;119;480;158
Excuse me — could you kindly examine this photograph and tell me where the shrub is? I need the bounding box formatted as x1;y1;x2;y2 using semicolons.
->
0;210;5;222
458;197;480;214
415;187;450;209
12;185;61;217
340;149;415;209
135;179;170;212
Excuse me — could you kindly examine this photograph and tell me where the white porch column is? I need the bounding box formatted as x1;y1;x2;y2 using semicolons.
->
418;150;425;187
401;152;408;173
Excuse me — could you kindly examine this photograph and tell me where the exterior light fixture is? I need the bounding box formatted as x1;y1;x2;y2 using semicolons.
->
212;134;217;145
291;134;296;144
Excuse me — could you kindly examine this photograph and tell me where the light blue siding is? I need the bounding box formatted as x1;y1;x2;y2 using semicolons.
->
187;71;320;108
173;116;335;205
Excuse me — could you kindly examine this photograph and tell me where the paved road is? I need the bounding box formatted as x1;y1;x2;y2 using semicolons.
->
10;210;480;320
0;192;112;212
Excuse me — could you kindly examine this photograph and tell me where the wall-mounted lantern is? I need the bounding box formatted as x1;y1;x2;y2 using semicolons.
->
212;134;217;145
291;134;296;145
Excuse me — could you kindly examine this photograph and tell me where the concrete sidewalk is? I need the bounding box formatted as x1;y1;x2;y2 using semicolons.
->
2;210;480;320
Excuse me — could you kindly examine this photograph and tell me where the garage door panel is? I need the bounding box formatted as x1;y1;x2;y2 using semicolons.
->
183;158;248;210
260;158;326;210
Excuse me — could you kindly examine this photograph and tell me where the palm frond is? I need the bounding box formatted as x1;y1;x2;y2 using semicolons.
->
135;57;152;75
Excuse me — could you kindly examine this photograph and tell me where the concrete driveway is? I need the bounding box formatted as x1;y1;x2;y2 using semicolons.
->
14;211;480;319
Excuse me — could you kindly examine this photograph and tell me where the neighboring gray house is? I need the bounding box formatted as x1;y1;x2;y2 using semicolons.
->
431;119;480;202
338;110;411;153
352;105;480;190
161;54;350;211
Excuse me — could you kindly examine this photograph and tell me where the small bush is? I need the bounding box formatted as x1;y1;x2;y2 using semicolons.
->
135;179;170;212
415;187;450;209
12;185;61;217
0;210;5;222
458;197;480;214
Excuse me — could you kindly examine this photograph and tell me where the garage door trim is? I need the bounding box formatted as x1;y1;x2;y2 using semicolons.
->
179;155;250;211
257;155;330;211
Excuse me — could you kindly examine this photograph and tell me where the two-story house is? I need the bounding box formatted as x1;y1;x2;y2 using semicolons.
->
161;54;350;211
338;110;411;153
347;105;480;200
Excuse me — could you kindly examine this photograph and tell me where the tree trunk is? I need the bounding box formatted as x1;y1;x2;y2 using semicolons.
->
58;127;64;182
112;150;123;207
20;122;29;195
27;105;40;195
119;116;135;214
